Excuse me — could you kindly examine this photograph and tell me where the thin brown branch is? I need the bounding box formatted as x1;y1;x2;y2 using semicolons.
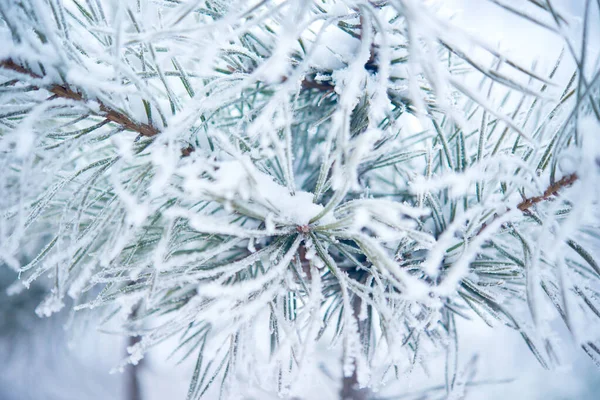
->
300;77;335;92
477;173;578;236
0;59;159;137
517;173;578;212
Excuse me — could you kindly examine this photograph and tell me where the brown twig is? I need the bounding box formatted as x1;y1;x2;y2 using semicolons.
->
476;173;578;236
300;78;335;92
517;173;578;212
1;59;159;137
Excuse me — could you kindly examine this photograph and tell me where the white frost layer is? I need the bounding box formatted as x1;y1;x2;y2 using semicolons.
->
205;160;328;226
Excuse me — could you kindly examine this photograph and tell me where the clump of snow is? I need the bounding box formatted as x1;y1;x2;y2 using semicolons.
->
249;176;323;226
35;292;65;317
308;24;361;70
110;132;137;162
186;158;329;226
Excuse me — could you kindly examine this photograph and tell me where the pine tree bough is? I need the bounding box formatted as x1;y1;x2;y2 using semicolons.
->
517;173;578;212
0;59;160;137
1;0;600;399
0;59;195;157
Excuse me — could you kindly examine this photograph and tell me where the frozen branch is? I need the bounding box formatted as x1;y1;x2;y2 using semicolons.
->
0;59;159;138
517;173;578;212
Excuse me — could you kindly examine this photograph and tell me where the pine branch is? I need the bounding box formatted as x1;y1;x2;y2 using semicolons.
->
517;173;578;212
477;173;578;235
0;59;159;137
2;1;598;396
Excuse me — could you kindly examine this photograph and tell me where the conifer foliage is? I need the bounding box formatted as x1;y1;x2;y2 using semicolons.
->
1;0;600;398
